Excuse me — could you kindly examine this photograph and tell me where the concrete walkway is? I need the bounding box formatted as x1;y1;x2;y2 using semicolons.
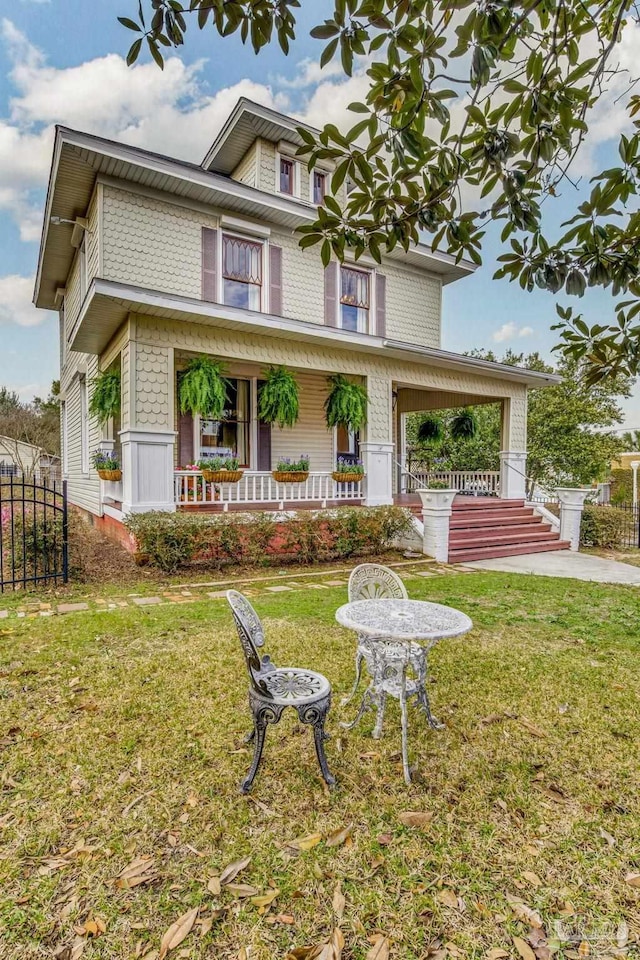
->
465;550;640;585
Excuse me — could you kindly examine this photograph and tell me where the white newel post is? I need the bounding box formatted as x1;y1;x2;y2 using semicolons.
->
555;487;590;551
360;442;394;506
499;451;528;500
417;489;456;562
120;429;177;514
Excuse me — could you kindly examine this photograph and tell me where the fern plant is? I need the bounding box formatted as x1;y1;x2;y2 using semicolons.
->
450;408;478;440
324;374;368;431
258;366;300;428
179;356;229;419
417;415;443;444
89;369;121;426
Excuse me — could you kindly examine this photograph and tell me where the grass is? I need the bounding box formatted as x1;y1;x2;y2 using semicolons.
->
1;570;639;959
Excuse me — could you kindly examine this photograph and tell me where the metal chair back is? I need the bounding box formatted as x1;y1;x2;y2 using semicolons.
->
226;590;274;698
348;563;408;602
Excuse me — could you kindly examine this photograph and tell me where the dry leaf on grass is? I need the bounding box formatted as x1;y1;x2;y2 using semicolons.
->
287;927;345;960
398;811;433;828
436;889;459;909
207;876;221;896
219;855;251;886
521;871;542;888
518;718;547;738
486;950;509;959
287;832;323;851
225;883;259;898
366;934;390;959
512;936;536;960
251;888;280;909
506;895;543;928
325;823;354;847
114;856;157;889
625;872;640;887
158;907;198;959
332;883;346;920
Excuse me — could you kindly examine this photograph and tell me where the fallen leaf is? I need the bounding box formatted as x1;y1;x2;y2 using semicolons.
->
598;827;616;848
332;883;345;920
519;718;547;738
198;917;213;938
225;883;259;898
287;927;344;960
114;856;157;889
219;855;251;886
325;823;354;848
480;713;508;726
436;889;459;909
522;871;542;888
506;896;543;928
287;832;323;851
366;935;390;959
513;937;536;960
398;811;433;828
486;950;509;960
158;908;198;959
625;872;640;887
251;888;280;909
207;876;221;896
377;834;392;846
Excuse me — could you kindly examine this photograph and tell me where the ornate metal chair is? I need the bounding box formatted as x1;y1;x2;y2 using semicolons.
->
226;590;335;793
342;564;432;739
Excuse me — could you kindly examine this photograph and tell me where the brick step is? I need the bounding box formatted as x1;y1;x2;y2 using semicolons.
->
450;511;541;529
449;539;571;563
452;498;524;511
450;524;554;546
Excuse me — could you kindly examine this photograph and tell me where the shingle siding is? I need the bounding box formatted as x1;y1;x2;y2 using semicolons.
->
231;143;258;187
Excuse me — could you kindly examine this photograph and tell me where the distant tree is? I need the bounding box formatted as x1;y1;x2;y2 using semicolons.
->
408;353;627;491
619;429;640;450
122;0;640;384
0;381;61;476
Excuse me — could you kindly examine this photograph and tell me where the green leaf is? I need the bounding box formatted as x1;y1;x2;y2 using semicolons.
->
118;16;142;31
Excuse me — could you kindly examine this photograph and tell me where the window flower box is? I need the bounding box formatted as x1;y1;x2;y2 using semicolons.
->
197;457;243;484
332;457;365;484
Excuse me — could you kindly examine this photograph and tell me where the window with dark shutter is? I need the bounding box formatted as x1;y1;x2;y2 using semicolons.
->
269;245;283;315
201;227;218;302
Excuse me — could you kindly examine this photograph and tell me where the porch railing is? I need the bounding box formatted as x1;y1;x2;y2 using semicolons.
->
402;469;500;496
174;470;364;509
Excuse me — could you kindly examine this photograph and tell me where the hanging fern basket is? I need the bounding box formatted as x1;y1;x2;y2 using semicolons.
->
258;366;300;428
417;415;444;444
450;408;478;440
89;369;121;426
324;374;368;431
179;356;229;419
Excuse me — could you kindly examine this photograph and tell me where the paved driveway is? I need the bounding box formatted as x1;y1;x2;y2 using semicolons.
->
465;550;640;585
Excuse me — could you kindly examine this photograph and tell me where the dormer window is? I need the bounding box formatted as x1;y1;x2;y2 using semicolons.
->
222;234;262;310
279;157;295;195
313;171;326;204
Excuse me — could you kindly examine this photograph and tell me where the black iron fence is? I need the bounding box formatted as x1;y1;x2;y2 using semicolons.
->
0;477;68;592
595;500;640;549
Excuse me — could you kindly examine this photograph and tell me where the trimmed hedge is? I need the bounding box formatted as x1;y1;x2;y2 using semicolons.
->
580;505;628;549
125;506;414;573
610;468;633;505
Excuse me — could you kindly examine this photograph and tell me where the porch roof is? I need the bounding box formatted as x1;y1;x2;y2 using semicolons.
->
70;278;560;389
34;125;475;311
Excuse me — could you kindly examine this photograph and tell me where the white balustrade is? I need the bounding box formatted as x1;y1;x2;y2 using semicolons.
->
174;471;364;509
403;470;500;496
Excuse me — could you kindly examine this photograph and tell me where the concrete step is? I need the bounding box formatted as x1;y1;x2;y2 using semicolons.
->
450;511;542;529
449;539;571;563
450;524;554;547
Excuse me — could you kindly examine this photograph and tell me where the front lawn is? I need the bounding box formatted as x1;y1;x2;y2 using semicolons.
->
1;571;639;959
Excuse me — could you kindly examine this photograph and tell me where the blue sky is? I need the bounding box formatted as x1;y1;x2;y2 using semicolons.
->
0;0;638;426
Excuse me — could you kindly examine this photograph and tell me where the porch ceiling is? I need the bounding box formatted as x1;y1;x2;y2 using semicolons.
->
395;387;504;411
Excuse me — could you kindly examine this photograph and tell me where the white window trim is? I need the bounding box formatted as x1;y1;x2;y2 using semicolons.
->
275;148;299;199
338;263;375;335
219;229;269;313
79;376;89;475
61;401;68;478
309;168;329;205
79;235;87;301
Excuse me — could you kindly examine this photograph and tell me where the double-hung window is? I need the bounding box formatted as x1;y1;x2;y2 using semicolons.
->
198;379;250;467
222;234;262;310
340;266;370;333
312;171;326;204
279;156;295;195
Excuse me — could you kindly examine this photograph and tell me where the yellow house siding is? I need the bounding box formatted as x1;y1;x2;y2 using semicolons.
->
270;371;334;472
231;143;258;187
64;361;102;514
258;138;276;192
271;227;325;325
135;344;172;429
385;266;441;347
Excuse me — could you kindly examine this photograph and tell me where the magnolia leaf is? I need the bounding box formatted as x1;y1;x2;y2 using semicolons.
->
207;876;221;896
512;936;536;960
625;872;640;887
225;883;260;898
436;888;459;909
332;883;346;920
398;811;433;828
518;718;547;738
287;832;323;851
325;823;354;847
158;907;198;959
366;935;390;959
486;950;509;959
219;855;251;886
521;871;543;888
251;888;280;909
506;895;543;928
114;856;157;889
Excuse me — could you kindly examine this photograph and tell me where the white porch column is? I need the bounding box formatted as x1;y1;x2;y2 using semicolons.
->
120;429;177;514
362;376;394;506
500;394;528;499
555;487;590;551
417;488;455;562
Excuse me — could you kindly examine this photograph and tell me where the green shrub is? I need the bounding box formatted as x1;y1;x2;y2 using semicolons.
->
580;505;628;549
125;506;413;573
610;468;633;504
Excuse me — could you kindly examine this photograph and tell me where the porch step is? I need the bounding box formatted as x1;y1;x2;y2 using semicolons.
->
449;523;554;546
450;509;538;527
449;539;571;563
452;497;525;511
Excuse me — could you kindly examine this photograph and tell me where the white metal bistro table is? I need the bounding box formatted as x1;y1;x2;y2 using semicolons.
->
335;598;473;784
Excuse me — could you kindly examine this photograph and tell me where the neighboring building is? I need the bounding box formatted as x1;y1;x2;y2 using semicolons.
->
0;436;60;480
611;452;640;470
33;98;558;533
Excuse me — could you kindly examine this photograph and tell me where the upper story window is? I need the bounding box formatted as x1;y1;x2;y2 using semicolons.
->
340;266;370;333
313;171;326;204
279;156;295;195
222;234;262;310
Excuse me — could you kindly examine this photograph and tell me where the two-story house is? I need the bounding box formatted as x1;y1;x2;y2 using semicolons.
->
33;98;559;553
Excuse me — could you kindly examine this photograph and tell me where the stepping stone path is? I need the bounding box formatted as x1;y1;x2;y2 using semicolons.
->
0;560;465;621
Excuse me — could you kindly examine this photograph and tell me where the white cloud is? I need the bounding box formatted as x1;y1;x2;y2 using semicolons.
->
0;274;46;327
492;322;534;343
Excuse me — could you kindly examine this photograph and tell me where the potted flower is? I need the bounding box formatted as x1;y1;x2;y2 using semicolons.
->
272;456;310;483
92;449;122;481
198;456;243;483
332;457;365;483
